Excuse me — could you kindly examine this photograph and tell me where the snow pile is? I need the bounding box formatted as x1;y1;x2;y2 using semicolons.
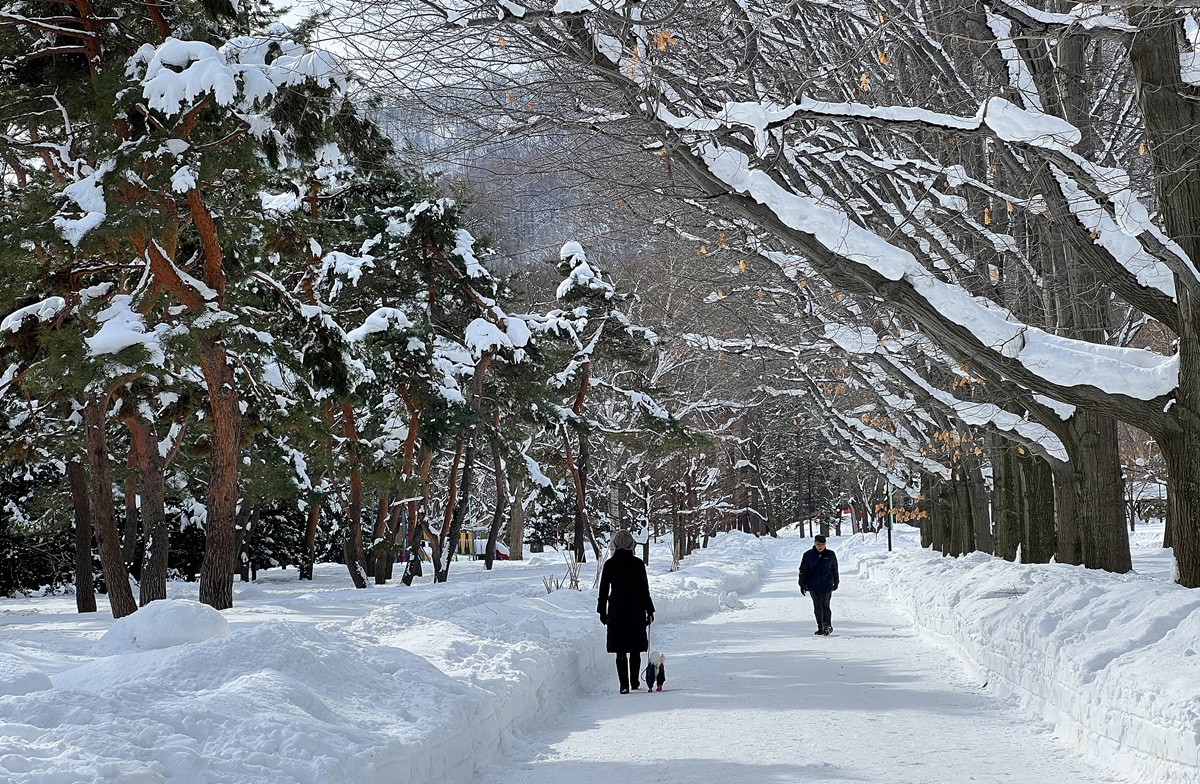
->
854;530;1200;784
0;655;52;697
92;598;230;654
645;536;768;618
0;532;770;784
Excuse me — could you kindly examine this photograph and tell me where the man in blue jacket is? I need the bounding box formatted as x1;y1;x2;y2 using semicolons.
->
799;535;839;635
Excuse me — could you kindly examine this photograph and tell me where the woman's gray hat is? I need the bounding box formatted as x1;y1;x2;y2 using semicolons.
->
611;530;637;551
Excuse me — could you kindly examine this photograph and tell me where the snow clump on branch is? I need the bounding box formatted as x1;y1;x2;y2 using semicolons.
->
557;241;615;300
130;28;348;121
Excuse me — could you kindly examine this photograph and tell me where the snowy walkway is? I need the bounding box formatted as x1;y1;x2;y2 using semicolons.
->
479;543;1111;784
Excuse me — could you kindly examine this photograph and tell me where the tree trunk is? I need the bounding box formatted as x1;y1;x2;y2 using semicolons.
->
928;478;947;553
437;437;466;561
1162;431;1200;586
83;396;137;618
372;492;391;585
562;425;589;564
125;416;169;604
617;481;626;533
671;487;683;564
939;484;953;556
1020;452;1057;564
400;506;424;581
857;492;871;536
439;430;477;583
585;514;603;560
66;458;97;613
687;474;700;553
992;442;1021;561
919;475;935;549
300;501;319;580
401;521;427;586
402;446;430;586
1127;4;1200;587
963;450;993;553
484;439;508;570
1066;411;1131;573
507;483;525;561
122;464;139;576
198;336;243;611
1052;463;1080;565
956;468;974;556
341;402;368;589
385;498;404;580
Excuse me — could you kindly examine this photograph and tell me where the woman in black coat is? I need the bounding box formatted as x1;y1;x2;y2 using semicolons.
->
597;530;655;693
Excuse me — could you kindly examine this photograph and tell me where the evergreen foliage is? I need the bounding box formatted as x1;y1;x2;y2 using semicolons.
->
0;0;702;604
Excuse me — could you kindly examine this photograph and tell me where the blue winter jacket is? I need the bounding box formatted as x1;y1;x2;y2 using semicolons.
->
799;547;839;593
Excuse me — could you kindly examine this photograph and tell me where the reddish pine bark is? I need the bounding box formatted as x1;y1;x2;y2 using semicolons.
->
197;336;242;610
83;396;137;618
125;415;169;605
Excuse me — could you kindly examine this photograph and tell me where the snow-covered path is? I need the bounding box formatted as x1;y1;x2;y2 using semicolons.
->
479;541;1111;784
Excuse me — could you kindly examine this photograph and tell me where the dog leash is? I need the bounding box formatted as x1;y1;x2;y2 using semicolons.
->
645;620;653;684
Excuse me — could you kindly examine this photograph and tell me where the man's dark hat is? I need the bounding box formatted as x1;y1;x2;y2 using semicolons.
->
814;535;827;543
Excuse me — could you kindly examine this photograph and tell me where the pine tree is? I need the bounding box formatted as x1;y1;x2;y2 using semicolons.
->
543;241;667;562
0;0;408;610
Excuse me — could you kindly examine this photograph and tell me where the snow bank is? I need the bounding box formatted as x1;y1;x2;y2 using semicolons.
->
646;535;767;618
854;531;1200;784
92;598;230;654
0;532;770;784
0;655;52;696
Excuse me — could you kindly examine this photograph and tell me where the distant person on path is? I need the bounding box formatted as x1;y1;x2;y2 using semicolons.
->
799;535;839;635
597;530;655;694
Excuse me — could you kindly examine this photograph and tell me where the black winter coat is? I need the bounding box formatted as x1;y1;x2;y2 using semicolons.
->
799;547;839;593
597;549;655;653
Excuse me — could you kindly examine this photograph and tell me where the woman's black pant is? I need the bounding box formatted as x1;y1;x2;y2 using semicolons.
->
615;652;642;690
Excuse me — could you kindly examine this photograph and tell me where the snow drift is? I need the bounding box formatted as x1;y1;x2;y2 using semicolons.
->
854;530;1199;784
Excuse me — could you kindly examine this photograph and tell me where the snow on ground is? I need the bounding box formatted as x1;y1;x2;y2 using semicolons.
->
478;532;1106;784
0;534;765;783
0;523;1194;783
856;521;1198;784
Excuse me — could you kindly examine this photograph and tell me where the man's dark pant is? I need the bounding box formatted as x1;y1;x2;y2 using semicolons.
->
810;590;832;631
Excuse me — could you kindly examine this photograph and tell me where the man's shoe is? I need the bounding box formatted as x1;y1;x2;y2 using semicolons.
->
814;629;823;635
656;684;663;692
824;626;833;635
620;687;629;694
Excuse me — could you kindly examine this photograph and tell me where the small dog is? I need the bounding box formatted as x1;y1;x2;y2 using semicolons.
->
644;651;666;692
